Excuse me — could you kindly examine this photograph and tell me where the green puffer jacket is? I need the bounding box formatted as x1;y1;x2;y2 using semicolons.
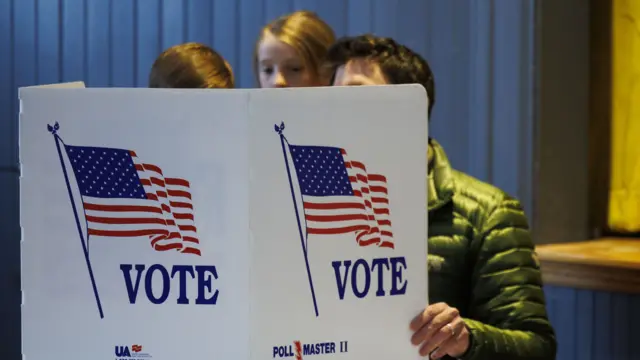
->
427;140;556;360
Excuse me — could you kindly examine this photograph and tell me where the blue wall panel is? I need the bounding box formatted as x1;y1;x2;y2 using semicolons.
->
545;286;640;360
0;1;537;358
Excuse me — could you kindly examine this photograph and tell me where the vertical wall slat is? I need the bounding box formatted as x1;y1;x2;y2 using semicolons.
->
553;287;577;360
86;0;110;86
611;294;631;359
467;0;493;183
292;0;313;14
3;2;24;358
450;0;471;169
136;0;161;87
296;0;346;37
13;0;37;89
426;0;471;171
0;3;17;359
161;0;185;49
346;0;372;35
37;0;61;85
264;0;293;26
111;0;135;87
515;0;535;221
628;295;640;358
238;0;264;88
575;289;594;360
490;0;528;197
212;0;238;78
187;0;213;45
593;292;612;358
372;0;398;39
12;0;37;172
0;171;20;360
0;0;15;166
61;0;86;83
396;0;429;61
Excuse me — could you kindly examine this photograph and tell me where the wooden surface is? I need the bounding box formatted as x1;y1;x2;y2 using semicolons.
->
537;238;640;294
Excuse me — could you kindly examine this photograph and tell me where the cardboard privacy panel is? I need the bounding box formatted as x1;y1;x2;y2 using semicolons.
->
19;85;428;360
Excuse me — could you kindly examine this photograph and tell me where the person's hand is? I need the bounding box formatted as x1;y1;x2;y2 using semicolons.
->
410;302;470;359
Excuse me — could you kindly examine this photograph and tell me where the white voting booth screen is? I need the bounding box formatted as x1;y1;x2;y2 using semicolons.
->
20;85;428;360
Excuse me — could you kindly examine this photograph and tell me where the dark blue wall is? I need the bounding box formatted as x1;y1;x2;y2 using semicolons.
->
546;286;640;360
0;0;540;358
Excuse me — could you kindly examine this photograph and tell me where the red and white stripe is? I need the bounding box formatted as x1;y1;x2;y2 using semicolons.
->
302;149;394;249
82;150;201;256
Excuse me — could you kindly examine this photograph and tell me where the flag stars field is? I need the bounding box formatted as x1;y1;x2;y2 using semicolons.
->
288;143;394;249
63;144;201;255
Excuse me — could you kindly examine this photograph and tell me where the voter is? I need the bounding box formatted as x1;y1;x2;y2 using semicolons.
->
148;42;234;89
325;34;556;360
255;10;335;88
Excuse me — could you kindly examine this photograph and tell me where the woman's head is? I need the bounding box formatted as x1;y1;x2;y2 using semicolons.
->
149;42;234;89
255;11;335;88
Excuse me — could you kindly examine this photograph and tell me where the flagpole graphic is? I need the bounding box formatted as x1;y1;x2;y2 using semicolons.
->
275;122;396;317
275;122;320;317
48;122;202;319
48;122;104;319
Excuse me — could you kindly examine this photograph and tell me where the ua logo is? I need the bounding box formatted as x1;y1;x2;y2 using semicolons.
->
115;346;131;357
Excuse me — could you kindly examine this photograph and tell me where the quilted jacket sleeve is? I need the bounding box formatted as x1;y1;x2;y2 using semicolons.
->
459;197;556;360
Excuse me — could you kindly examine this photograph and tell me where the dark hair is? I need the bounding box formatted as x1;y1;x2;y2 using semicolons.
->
149;42;234;89
325;34;435;116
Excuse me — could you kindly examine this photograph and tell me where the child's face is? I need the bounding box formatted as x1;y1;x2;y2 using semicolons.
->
257;33;321;88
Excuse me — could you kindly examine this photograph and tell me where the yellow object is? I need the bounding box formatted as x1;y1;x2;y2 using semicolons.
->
608;0;640;231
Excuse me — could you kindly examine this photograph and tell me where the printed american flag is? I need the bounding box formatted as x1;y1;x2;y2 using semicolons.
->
64;145;201;256
288;144;394;248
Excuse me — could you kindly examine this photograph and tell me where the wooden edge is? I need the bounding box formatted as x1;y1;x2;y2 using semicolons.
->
536;238;640;270
536;251;640;270
540;260;640;294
